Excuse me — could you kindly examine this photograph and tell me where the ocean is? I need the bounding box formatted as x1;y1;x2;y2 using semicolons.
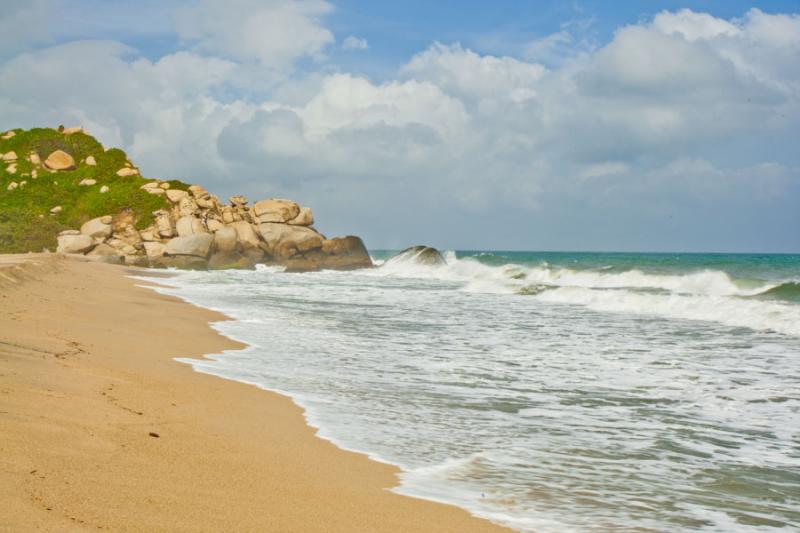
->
140;250;800;532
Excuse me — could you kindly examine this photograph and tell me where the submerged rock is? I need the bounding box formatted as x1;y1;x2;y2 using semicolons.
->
392;245;447;266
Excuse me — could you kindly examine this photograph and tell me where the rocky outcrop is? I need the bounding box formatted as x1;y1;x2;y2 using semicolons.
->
38;149;371;271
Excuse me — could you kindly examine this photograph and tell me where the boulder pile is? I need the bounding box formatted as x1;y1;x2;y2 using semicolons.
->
56;184;372;271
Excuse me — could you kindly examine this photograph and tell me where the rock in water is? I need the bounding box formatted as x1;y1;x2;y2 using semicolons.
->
44;150;76;171
284;236;373;272
391;245;447;266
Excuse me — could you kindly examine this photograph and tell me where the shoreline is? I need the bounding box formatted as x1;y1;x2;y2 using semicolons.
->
0;254;509;532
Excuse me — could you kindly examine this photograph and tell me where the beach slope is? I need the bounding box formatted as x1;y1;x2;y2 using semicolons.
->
0;255;507;532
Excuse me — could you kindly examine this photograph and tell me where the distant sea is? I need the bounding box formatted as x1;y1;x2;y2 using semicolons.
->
143;251;800;532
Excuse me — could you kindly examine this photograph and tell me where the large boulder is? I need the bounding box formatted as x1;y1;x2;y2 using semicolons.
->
253;199;300;223
229;221;262;250
221;207;236;224
188;185;209;199
178;197;199;217
196;196;217;209
164;233;214;259
206;218;224;232
257;223;323;259
176;216;207;237
80;216;113;240
158;255;208;269
208;252;256;270
287;207;314;226
116;167;139;177
57;234;94;254
213;227;239;253
312;235;372;270
44;150;76;170
143;241;166;262
166;189;189;203
154;210;174;238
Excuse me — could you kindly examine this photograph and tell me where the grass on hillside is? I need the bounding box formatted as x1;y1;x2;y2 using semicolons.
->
0;127;189;253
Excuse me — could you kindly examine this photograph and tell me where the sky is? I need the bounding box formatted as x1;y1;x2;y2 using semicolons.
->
1;1;799;252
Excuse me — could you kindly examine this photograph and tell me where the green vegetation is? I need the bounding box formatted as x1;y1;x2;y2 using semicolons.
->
0;127;189;253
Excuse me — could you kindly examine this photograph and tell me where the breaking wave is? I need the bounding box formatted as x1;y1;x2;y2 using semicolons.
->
371;251;800;336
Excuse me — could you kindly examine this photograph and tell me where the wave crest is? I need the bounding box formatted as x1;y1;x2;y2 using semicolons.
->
372;253;800;336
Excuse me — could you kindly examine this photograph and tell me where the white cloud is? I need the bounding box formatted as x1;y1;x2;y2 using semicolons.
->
342;35;368;50
298;74;469;141
403;42;546;103
652;8;740;41
176;0;334;68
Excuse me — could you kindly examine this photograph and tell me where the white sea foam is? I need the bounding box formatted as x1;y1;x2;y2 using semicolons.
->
369;252;800;336
132;253;800;532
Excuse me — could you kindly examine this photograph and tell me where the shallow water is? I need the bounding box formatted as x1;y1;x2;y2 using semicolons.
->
141;251;800;531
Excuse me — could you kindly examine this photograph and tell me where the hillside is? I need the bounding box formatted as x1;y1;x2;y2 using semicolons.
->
0;127;188;253
0;126;371;271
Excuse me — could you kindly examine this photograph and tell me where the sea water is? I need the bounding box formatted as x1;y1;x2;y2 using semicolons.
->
139;251;800;532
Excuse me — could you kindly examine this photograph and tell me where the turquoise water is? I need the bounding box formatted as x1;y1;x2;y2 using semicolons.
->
146;250;800;531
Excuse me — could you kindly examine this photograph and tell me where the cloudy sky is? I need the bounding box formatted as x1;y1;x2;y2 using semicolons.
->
1;1;798;252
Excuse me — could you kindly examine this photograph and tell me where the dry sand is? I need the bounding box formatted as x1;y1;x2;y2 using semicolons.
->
0;254;509;532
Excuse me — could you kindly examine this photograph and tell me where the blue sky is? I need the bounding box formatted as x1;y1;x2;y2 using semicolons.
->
1;1;799;252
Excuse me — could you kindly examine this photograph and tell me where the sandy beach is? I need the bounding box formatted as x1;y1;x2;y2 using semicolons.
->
0;254;507;532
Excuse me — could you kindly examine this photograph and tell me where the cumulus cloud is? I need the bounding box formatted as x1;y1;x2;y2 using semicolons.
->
0;4;798;250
